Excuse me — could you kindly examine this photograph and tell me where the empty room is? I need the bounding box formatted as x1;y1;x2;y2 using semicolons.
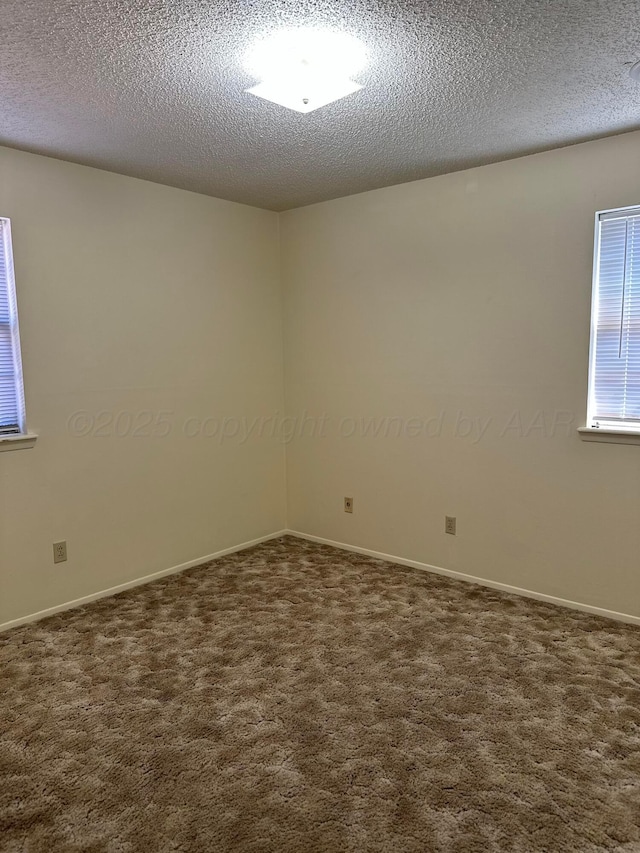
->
1;1;639;851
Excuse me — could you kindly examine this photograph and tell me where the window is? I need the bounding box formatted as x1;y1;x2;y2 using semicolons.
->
586;206;640;437
0;218;27;437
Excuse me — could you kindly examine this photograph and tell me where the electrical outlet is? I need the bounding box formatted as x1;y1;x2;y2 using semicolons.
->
344;497;354;513
53;541;67;564
445;516;456;536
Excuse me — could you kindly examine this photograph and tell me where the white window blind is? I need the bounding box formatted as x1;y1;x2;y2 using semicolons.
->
0;218;26;435
588;207;640;431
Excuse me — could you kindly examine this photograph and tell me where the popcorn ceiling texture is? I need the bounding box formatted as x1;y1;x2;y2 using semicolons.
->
2;0;640;210
1;536;639;852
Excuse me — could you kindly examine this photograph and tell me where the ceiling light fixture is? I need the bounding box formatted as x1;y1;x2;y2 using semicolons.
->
244;29;368;113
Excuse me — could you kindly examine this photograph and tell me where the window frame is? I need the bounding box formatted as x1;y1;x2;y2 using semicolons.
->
0;217;35;452
581;204;640;445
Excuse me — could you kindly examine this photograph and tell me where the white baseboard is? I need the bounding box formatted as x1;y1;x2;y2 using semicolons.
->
5;528;638;632
285;530;640;627
0;530;288;633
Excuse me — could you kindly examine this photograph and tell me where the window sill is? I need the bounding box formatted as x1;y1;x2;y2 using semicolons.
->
578;427;640;446
0;433;38;452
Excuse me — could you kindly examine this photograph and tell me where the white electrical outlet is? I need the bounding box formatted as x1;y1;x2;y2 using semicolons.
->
53;541;67;564
445;516;456;535
344;497;354;513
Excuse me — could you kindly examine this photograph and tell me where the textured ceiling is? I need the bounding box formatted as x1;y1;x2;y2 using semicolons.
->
2;0;640;211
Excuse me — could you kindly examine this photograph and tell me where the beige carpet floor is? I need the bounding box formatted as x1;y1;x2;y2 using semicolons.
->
1;536;639;853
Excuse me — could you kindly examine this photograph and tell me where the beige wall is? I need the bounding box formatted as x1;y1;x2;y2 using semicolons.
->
3;130;640;628
0;147;286;626
281;131;640;618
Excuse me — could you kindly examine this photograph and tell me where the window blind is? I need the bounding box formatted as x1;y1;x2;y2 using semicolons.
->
0;218;25;435
589;207;640;429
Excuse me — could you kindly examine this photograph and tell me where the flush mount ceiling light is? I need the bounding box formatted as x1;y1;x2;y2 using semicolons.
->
244;28;368;113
